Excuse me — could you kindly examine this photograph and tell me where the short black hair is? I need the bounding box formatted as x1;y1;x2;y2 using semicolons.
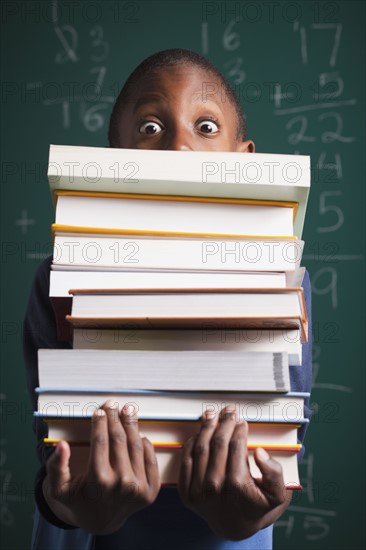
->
108;48;247;146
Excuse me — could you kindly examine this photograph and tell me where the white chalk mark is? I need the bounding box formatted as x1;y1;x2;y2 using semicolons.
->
15;210;35;234
51;0;58;24
288;505;337;517
201;22;209;55
54;25;78;63
272;84;295;109
311;24;342;67
26;82;42;89
43;95;114;106
313;383;352;393
302;255;364;261
300;27;308;64
274;99;357;115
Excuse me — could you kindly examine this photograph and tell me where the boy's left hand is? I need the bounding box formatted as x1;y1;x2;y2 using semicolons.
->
178;407;292;541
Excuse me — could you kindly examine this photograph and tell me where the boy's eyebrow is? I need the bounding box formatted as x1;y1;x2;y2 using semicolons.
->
191;92;225;115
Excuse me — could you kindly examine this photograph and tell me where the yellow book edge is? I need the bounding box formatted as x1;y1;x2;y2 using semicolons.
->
54;190;299;221
44;438;302;451
52;224;298;240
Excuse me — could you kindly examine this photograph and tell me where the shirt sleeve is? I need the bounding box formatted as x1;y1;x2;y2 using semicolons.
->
290;269;313;461
23;256;76;529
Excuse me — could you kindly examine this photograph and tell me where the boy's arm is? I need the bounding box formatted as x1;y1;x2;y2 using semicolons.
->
23;258;160;532
23;257;74;528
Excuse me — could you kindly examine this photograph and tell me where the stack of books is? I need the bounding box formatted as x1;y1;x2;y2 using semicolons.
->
36;145;311;488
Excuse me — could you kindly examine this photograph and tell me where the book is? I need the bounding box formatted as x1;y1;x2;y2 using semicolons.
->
65;288;308;341
50;269;291;297
43;418;302;449
47;442;302;488
53;191;297;239
36;389;309;421
37;350;291;392
52;232;304;272
48;145;310;237
71;328;302;366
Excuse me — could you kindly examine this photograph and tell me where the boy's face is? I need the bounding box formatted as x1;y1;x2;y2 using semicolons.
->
113;65;255;153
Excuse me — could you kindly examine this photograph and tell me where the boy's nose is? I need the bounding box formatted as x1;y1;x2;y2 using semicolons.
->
165;128;193;151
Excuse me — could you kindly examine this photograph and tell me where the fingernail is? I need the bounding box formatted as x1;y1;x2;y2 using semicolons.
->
257;447;270;461
105;400;117;410
123;403;137;416
204;409;216;420
93;408;106;420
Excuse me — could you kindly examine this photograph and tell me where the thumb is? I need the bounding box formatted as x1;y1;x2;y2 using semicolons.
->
46;441;72;497
253;447;285;504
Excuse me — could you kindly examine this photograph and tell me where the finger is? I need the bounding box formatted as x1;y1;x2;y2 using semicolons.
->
89;407;112;478
141;437;160;491
103;401;132;475
204;407;238;488
120;403;146;478
253;447;286;505
177;436;195;500
191;410;219;486
226;420;251;483
45;440;72;499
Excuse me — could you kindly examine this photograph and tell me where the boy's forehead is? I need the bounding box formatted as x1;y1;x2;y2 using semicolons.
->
127;65;233;115
131;65;222;100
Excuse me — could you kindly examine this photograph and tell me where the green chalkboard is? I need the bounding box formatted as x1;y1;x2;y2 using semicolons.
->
1;1;365;549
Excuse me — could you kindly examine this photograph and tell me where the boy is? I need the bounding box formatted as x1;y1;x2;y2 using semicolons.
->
24;48;312;549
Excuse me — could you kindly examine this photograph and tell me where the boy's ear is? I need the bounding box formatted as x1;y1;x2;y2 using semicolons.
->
236;140;255;153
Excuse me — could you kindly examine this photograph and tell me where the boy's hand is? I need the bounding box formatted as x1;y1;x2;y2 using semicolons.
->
43;402;160;534
178;407;292;541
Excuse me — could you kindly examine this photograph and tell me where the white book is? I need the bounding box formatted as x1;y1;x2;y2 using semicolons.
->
48;145;310;237
49;269;289;297
66;288;307;340
37;350;290;392
52;232;304;272
72;328;302;366
36;389;308;421
54;192;295;238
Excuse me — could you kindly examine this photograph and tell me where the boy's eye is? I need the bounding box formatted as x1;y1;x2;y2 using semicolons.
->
139;121;163;135
197;120;219;134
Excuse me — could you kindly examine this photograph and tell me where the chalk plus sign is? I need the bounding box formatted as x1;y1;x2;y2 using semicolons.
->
271;83;295;109
15;210;35;234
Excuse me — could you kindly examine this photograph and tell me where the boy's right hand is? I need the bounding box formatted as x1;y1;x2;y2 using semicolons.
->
42;401;160;534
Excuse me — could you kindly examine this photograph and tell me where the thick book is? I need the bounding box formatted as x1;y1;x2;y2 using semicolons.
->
71;328;302;366
36;389;309;421
43;418;302;449
37;350;291;392
48;145;310;237
65;287;308;341
50;269;292;297
52;232;304;272
53;191;297;239
46;442;302;488
50;271;304;343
